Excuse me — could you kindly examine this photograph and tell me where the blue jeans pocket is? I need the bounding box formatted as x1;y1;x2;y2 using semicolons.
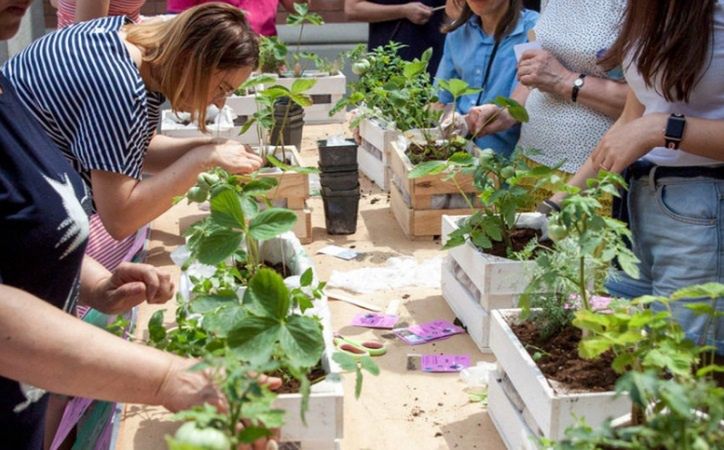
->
656;181;718;226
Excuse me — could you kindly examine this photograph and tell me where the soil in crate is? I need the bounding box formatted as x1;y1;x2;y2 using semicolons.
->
406;139;467;165
511;320;618;392
484;227;553;258
272;365;328;394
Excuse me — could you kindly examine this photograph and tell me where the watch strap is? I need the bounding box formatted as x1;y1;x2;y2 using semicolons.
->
571;73;586;102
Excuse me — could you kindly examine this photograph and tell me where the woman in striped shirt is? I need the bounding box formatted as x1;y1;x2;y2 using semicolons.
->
3;3;263;243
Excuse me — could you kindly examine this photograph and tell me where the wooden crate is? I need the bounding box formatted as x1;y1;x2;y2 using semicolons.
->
489;310;630;441
487;374;538;450
388;143;477;238
256;146;310;210
357;118;399;191
291;205;313;245
390;182;473;239
224;93;257;118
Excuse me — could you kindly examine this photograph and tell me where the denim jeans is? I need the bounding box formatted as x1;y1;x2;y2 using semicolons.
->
606;169;724;354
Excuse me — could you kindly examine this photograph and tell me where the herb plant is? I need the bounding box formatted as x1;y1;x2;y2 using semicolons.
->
285;2;324;77
520;171;639;337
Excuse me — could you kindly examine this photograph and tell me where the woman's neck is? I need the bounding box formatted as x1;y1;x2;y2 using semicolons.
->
478;6;508;37
119;30;161;92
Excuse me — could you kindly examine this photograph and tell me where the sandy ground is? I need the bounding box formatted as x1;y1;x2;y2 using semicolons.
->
114;121;506;450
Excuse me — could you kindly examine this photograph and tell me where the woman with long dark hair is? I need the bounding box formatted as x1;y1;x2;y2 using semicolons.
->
435;0;537;157
565;0;724;352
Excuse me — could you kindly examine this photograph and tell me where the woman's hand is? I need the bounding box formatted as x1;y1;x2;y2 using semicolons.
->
403;2;433;25
517;49;575;97
466;104;516;136
86;262;174;314
591;113;665;172
202;141;264;174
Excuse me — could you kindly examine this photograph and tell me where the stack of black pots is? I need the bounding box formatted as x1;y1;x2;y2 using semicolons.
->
318;138;360;234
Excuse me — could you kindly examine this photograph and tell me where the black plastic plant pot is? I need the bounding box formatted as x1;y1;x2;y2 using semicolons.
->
317;139;358;167
320;170;360;191
322;186;360;235
270;98;304;150
318;162;359;173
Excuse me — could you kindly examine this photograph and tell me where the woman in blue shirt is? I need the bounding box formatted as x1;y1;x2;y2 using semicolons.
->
435;0;537;158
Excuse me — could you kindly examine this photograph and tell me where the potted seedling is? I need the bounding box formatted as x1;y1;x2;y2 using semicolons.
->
487;171;639;446
151;175;346;448
541;283;724;449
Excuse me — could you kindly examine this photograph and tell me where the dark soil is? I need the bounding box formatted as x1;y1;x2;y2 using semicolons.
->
486;227;553;259
406;140;467;165
511;320;618;392
263;260;291;278
272;365;327;394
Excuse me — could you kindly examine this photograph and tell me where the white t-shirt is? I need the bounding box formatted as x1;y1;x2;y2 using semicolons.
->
629;1;724;167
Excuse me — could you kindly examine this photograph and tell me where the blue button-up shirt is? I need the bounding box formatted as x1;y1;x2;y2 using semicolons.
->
435;10;538;158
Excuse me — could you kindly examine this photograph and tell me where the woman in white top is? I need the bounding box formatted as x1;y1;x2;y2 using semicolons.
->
467;0;628;176
563;0;724;354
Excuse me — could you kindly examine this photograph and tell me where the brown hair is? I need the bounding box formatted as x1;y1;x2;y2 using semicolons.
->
442;0;522;42
600;0;715;103
125;3;259;131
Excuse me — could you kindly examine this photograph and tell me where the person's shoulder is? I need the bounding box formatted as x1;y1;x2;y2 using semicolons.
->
521;8;540;29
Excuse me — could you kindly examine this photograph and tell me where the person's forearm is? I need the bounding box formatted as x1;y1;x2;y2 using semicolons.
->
92;150;209;239
143;135;214;174
345;0;408;22
75;0;110;23
555;74;628;119
0;284;181;405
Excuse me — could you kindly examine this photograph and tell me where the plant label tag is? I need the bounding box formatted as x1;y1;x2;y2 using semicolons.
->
317;245;359;260
394;328;428;346
408;320;464;341
351;312;399;329
406;353;422;371
513;41;542;63
421;354;471;372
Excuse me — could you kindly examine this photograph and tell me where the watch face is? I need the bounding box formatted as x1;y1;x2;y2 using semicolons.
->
666;116;686;139
574;78;584;87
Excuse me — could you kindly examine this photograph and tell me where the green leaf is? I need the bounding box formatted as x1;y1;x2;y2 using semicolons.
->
248;208;298;240
332;351;359;371
210;189;245;229
408;160;447;178
291;78;317;94
237;426;272;444
355;367;363;399
671;282;724;301
289;93;313;107
190;295;237;314
227;316;281;364
242;178;278;195
300;267;314;287
279;315;325;367
195;230;242;265
578;338;612;359
202;305;246;337
403;60;426;79
148;310;166;343
248;268;290;320
359;355;380;375
239;196;259;220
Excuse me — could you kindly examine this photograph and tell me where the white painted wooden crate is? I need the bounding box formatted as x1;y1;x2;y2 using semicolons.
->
489;309;630;441
160;110;260;145
487;374;538;450
177;233;343;448
357;118;399;191
441;215;541;306
224;94;257;118
265;72;347;124
441;256;491;352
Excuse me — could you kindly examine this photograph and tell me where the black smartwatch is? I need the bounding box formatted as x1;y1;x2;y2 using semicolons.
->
571;74;586;102
664;113;686;150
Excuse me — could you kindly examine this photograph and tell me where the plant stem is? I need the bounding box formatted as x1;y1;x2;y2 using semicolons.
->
451;174;474;210
579;255;590;311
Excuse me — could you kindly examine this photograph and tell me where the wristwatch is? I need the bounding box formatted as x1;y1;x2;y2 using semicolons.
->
571;74;586;102
664;113;686;150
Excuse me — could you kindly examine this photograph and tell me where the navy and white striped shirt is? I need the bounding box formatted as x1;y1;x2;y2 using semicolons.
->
2;16;164;192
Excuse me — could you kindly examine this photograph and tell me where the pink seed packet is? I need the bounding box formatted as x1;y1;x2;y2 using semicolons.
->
408;320;464;341
394;327;428;345
352;312;400;329
421;354;471;372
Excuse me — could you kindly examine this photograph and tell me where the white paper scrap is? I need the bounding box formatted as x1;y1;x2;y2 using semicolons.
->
317;245;359;260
